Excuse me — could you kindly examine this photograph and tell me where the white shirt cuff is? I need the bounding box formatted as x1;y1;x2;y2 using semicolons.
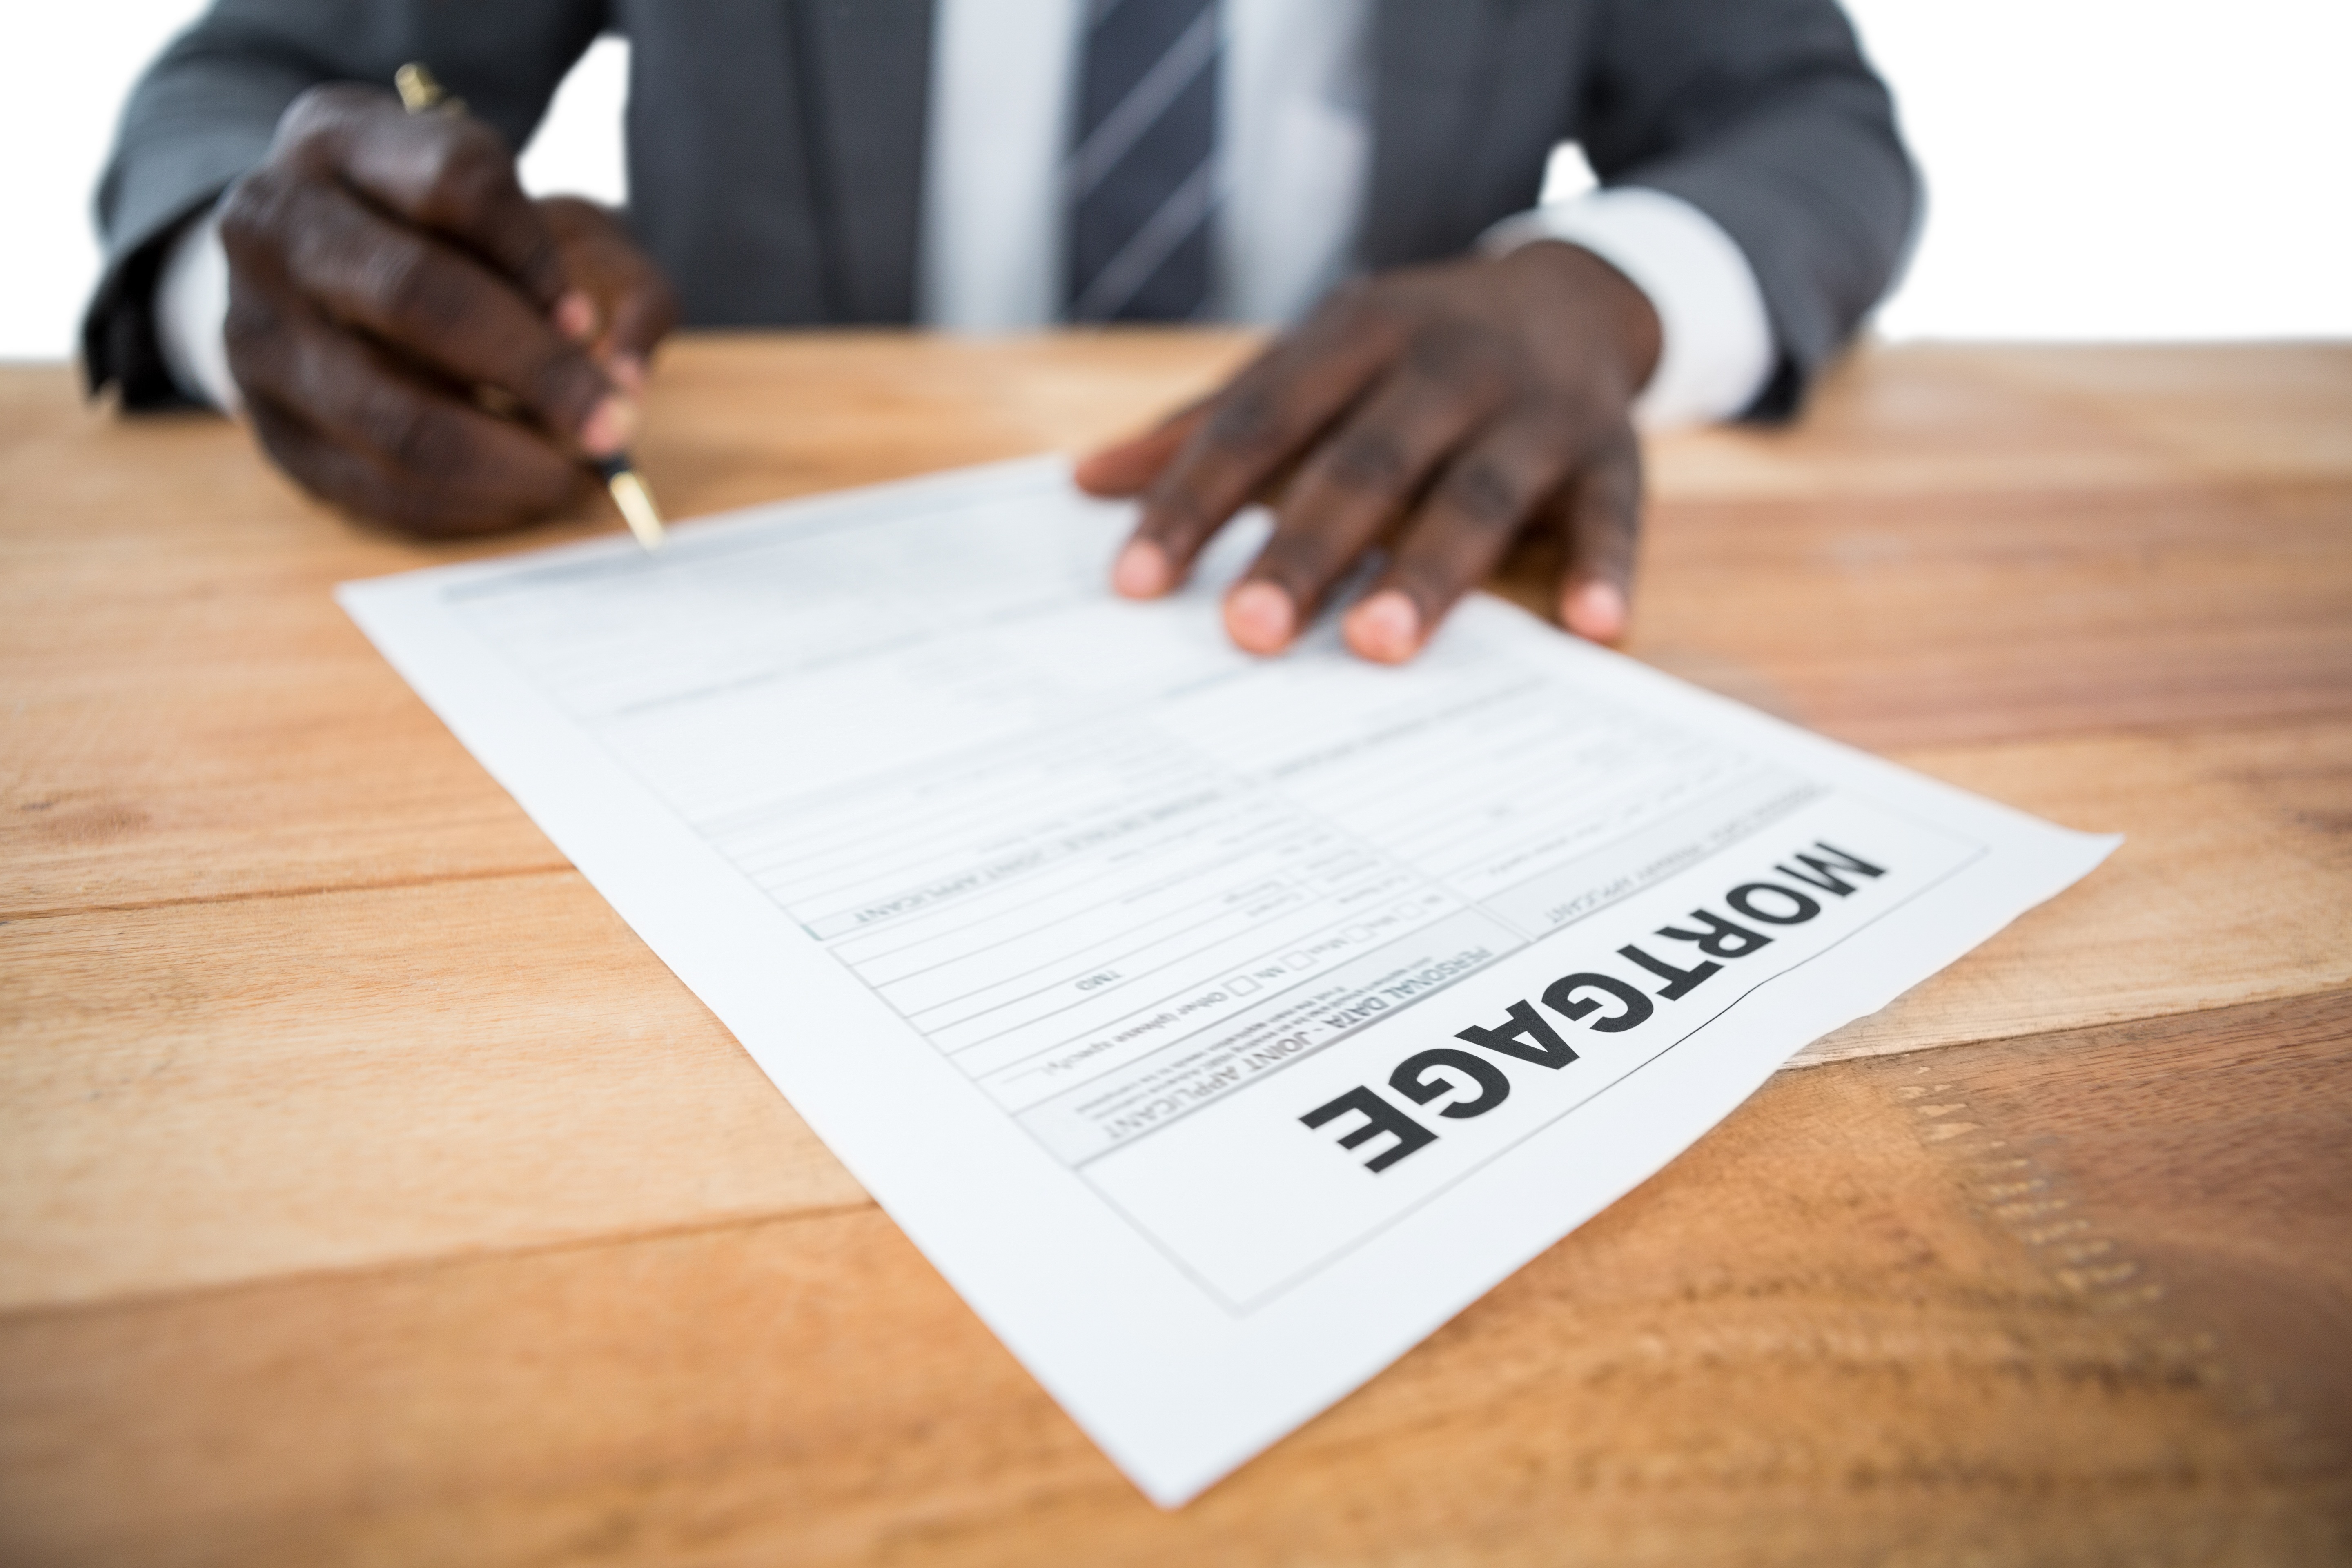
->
155;202;242;414
1482;186;1773;430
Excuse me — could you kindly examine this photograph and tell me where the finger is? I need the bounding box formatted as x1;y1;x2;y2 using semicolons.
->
1556;427;1644;644
1077;400;1209;501
250;390;585;538
540;199;679;369
282;85;577;316
589;266;676;398
245;395;445;534
536;195;673;367
535;199;677;394
235;303;581;533
1120;298;1398;596
601;262;678;364
1226;368;1493;654
261;178;628;456
1341;418;1577;662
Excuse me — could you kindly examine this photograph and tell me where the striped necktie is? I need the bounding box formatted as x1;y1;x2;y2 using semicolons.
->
1066;0;1222;323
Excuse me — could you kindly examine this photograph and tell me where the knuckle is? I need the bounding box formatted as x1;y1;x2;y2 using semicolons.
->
216;171;292;263
1204;386;1285;457
1582;434;1644;509
1573;466;1644;547
274;84;349;147
1322;427;1411;493
1386;560;1457;607
1258;531;1346;590
1140;478;1216;539
1595;478;1644;536
273;83;385;166
359;392;453;478
362;234;447;332
1440;454;1527;531
1388;530;1485;599
419;128;514;226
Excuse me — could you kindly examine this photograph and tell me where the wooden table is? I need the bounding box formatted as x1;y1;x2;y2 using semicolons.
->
3;337;2348;1565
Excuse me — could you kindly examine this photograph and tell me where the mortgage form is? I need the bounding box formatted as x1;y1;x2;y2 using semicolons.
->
342;458;2116;1504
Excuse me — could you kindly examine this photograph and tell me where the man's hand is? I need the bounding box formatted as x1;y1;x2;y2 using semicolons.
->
217;85;678;535
1076;243;1661;661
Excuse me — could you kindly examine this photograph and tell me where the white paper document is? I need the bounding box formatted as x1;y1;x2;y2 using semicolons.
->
340;457;2116;1504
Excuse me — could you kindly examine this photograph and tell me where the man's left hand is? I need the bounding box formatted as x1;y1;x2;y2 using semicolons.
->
1075;242;1661;662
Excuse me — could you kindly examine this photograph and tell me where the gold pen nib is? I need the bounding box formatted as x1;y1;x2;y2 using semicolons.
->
394;62;463;116
603;463;667;552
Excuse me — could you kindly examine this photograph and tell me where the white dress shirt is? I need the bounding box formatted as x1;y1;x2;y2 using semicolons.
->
160;0;1772;429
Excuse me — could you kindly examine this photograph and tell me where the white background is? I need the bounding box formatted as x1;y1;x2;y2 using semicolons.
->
2;0;2345;361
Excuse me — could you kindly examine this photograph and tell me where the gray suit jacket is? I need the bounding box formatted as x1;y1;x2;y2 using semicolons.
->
86;0;1916;419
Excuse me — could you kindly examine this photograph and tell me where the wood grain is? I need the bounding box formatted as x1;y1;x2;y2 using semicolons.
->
1851;991;2352;1470
1650;343;2352;501
0;871;864;1312
2;339;2348;1563
3;995;2343;1566
5;722;2345;1309
1796;720;2352;1064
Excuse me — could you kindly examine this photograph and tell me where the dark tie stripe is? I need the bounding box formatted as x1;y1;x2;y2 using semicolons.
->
1067;0;1221;323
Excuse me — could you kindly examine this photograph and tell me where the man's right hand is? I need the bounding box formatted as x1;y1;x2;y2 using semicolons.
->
217;84;677;536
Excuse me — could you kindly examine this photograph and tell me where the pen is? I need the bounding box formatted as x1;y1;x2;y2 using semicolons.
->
395;62;666;552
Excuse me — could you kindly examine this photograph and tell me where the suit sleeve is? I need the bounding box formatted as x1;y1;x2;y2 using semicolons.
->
1579;0;1919;417
83;0;608;408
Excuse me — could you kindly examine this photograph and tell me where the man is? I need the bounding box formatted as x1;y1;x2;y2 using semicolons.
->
86;0;1915;662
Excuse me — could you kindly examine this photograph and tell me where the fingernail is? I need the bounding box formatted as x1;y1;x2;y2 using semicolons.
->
1345;590;1421;663
578;394;639;457
1112;539;1170;597
555;290;599;342
1564;580;1628;642
1226;581;1296;653
607;353;646;396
